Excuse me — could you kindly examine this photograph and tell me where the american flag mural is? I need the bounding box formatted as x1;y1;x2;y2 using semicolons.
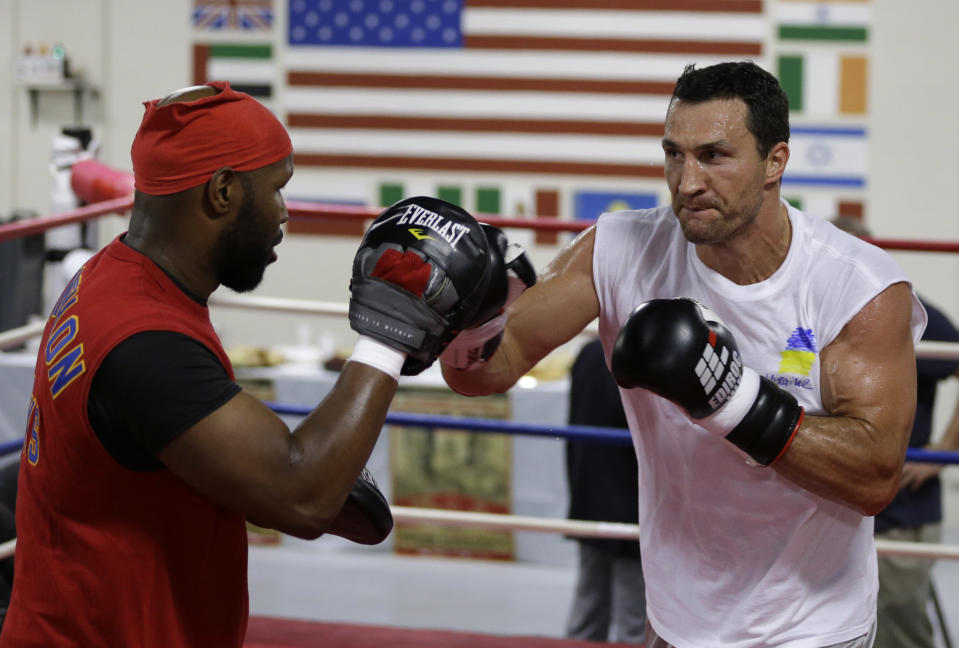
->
191;0;873;231
285;0;764;179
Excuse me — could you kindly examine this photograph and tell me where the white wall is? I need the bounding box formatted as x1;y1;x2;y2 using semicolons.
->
3;0;190;218
0;1;14;218
870;1;959;462
870;0;959;311
4;0;958;350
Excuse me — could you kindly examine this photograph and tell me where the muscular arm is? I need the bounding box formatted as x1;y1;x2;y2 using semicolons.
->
773;282;917;515
158;361;397;539
442;226;600;396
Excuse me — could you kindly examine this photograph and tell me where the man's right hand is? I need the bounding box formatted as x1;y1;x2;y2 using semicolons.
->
348;196;507;375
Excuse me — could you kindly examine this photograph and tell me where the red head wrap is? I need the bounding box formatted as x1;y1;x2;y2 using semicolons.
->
131;81;292;195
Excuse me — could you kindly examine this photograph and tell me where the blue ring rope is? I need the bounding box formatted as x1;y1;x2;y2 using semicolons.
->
272;402;958;464
1;403;955;464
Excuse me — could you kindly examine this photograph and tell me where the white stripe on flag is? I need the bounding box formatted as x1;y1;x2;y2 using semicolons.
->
284;48;738;81
287;172;373;203
776;3;871;26
208;60;275;84
787;134;867;178
284;2;767;177
289;129;665;163
803;52;839;117
464;8;765;42
285;88;673;121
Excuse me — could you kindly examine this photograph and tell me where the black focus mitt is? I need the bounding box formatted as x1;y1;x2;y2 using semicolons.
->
324;468;393;545
349;196;505;375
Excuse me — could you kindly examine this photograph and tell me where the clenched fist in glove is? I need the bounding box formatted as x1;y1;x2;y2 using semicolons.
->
348;196;508;377
440;224;536;371
611;298;804;466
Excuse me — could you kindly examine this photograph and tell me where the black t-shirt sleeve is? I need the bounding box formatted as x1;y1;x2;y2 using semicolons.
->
88;331;242;471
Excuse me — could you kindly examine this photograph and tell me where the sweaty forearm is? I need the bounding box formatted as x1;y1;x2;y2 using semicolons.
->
284;363;397;532
772;413;907;516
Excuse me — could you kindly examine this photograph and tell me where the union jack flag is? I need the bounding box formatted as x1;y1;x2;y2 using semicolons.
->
193;0;273;31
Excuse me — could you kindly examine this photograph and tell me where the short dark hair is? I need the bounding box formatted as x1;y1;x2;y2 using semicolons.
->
671;61;790;158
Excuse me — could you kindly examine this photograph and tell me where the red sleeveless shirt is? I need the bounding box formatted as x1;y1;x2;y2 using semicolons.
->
2;237;248;647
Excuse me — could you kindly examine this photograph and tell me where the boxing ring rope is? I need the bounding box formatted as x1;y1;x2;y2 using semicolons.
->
9;296;959;364
4;169;959;567
388;506;959;561
0;508;951;562
210;293;348;317
198;295;959;363
0;196;133;243
0;402;955;562
0;321;46;351
4;194;959;252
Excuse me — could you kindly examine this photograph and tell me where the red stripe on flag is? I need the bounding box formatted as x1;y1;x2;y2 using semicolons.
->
287;71;677;95
294;154;665;179
464;35;761;56
287;113;666;137
466;0;762;11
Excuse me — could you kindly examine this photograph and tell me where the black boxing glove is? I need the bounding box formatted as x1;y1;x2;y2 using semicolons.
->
349;196;502;376
440;224;536;371
611;298;804;466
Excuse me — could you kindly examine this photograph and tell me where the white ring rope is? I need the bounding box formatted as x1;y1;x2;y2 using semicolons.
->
188;295;959;361
209;293;348;317
9;295;959;360
391;505;640;541
5;296;959;360
390;507;959;560
0;321;47;351
0;508;948;561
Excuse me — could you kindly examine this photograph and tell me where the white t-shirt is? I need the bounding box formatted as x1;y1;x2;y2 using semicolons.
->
592;202;926;648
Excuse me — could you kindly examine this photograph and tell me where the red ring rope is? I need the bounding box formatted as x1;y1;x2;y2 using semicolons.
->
0;162;957;253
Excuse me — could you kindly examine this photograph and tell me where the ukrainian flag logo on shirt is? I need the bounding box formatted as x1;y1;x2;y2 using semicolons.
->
778;327;817;375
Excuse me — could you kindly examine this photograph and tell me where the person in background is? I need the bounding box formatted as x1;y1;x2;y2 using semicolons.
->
564;338;645;644
832;215;959;648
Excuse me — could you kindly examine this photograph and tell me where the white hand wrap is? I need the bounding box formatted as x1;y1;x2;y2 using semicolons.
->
347;335;406;381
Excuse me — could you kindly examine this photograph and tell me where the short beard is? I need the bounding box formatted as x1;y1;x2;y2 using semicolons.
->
214;184;270;293
674;192;763;245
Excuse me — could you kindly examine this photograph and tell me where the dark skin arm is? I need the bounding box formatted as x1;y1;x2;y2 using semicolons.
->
157;361;396;539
